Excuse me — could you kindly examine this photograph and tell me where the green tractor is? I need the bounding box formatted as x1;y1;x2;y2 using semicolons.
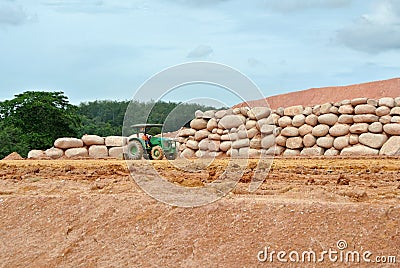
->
125;124;178;160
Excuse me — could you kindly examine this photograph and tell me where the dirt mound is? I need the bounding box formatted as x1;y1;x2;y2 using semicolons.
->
0;159;399;267
235;77;400;109
2;152;24;160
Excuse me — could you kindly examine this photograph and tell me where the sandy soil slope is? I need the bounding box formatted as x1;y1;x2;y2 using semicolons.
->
235;77;400;109
0;158;399;267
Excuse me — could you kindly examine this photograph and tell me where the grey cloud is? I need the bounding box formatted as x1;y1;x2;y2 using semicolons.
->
338;24;400;53
337;0;400;53
0;3;32;25
260;0;351;12
187;45;213;58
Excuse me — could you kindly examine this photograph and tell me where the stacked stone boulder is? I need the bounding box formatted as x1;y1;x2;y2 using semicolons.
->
177;107;277;158
178;96;400;157
27;134;128;159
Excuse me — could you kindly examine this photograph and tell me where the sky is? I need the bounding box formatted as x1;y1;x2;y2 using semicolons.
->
0;0;399;107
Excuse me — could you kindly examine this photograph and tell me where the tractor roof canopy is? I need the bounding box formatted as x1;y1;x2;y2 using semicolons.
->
131;124;163;128
131;124;163;134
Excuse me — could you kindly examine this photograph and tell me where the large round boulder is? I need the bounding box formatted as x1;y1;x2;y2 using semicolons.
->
190;118;208;130
215;110;227;119
316;136;334;149
303;134;316;147
261;135;275;149
354;104;376;114
333;136;349;150
318;114;338;126
340;145;379;156
275;136;287;147
353;114;379;123
195;130;211;141
54;138;83;149
81;135;104;146
108;147;124;159
312;124;330;137
298;124;313;136
278;116;292;128
359;133;388;149
320;103;332;114
220;141;232;151
349;123;369;134
283;105;304;116
180;148;195;158
350;97;368;106
283;149;300;156
379;115;392;124
27;150;46;159
206;118;218;131
246;120;257;130
329;124;350;137
338;115;353;124
105;136;128;147
202;110;215;119
368;122;383;133
292;114;306;127
231;138;250;149
383;124;400;135
286;137;303;149
178;128;196;137
65;148;89;158
218;115;245;129
281;126;299;137
186;140;199;150
375;106;391;116
338;105;354;114
45;148;64;159
380;136;400;155
88;145;108;158
379;97;395;108
300;147;324;156
248;107;271;120
305;114;318;126
390;107;400;115
324;148;340;156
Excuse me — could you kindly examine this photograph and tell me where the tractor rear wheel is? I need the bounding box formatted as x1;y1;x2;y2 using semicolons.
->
126;140;144;160
151;146;164;160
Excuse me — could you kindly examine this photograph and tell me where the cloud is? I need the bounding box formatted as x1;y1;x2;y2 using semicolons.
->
43;0;148;14
337;0;400;53
187;45;213;58
260;0;351;12
0;3;34;25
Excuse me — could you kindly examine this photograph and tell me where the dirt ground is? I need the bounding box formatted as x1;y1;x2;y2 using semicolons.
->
0;157;399;267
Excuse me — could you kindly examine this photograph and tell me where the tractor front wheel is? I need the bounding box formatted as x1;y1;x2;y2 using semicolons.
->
126;140;144;160
151;146;164;160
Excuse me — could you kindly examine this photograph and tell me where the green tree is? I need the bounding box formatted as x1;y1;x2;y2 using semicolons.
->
78;100;221;137
0;91;81;158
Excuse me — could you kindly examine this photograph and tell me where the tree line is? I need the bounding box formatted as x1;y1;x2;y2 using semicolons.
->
0;91;218;158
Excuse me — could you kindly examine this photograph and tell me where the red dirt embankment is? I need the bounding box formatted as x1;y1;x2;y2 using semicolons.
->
235;78;400;109
0;159;399;267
